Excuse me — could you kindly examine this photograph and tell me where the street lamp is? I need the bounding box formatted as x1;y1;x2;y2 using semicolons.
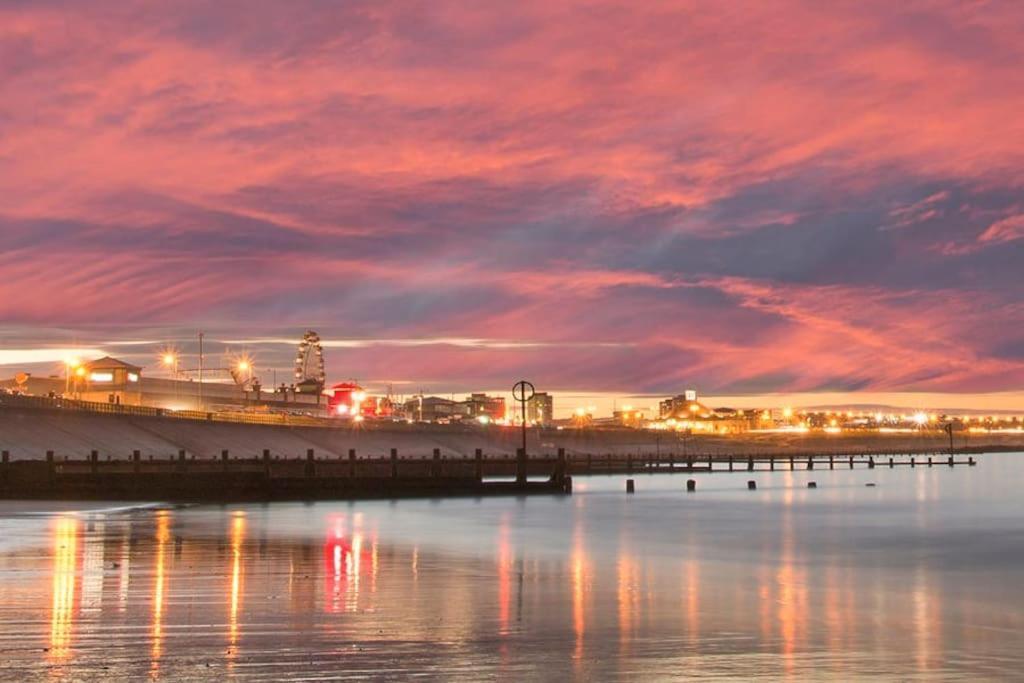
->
64;357;81;395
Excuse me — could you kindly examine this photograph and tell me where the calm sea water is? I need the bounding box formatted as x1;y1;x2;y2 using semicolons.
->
1;455;1023;681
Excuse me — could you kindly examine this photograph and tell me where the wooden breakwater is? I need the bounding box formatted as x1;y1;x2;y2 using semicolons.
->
0;446;982;502
0;447;571;502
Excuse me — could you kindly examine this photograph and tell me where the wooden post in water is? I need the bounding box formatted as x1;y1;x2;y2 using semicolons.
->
969;456;976;466
475;448;484;481
747;480;756;490
686;479;696;492
848;456;854;469
948;455;954;467
626;479;635;494
807;457;813;470
889;457;894;468
928;456;933;467
868;456;875;469
789;456;794;471
770;456;775;471
829;455;834;470
911;456;916;467
391;448;399;479
728;456;734;472
747;457;754;472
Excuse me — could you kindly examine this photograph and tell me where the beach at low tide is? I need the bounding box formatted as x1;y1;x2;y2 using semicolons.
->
1;454;1023;681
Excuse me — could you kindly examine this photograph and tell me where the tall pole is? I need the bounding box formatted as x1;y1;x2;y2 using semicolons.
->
198;331;204;409
513;380;535;486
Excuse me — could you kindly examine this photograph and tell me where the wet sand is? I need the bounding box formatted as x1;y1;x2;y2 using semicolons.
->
1;454;1023;680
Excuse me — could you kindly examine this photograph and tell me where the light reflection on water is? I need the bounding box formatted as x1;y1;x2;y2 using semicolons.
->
0;455;1022;680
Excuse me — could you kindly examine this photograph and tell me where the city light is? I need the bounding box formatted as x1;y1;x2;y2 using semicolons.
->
912;412;928;426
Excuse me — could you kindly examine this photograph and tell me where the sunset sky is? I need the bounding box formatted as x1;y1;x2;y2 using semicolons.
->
2;1;1023;410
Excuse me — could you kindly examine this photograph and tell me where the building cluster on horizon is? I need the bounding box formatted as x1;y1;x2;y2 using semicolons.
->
2;354;1022;434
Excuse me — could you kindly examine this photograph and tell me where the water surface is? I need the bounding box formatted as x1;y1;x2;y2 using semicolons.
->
1;455;1023;680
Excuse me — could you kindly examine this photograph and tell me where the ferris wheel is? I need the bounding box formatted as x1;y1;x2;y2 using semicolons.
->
294;330;326;388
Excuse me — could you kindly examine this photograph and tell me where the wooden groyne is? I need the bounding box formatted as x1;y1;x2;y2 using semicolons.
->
0;448;571;502
0;446;982;502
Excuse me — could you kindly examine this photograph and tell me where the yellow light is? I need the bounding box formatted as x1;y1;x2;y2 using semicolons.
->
783;407;793;418
912;412;928;426
75;366;86;377
237;360;250;372
64;357;80;368
162;353;177;367
575;407;586;417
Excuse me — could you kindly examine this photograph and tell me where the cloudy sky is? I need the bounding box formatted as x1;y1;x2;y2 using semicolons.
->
1;1;1023;405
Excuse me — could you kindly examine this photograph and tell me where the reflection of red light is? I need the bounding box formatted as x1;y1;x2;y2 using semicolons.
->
323;520;371;613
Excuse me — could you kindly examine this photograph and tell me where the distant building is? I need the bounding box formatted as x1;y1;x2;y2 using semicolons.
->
76;356;143;405
463;393;506;421
526;392;554;425
659;389;705;419
402;396;463;422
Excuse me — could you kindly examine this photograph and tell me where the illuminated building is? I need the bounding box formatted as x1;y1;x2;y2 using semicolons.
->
526;392;554;426
74;356;143;405
463;393;506;421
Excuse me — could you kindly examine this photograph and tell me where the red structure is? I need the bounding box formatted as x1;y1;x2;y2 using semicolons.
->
323;382;392;419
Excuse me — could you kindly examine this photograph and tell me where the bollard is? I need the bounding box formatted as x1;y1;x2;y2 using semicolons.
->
391;448;399;479
728;456;734;472
626;479;635;494
829;455;834;470
927;456;933;467
849;456;854;469
747;457;754;472
868;456;875;469
889;457;894;468
948;455;954;467
789;456;794;471
969;456;975;466
807;481;817;489
563;475;573;494
305;449;315;478
349;449;357;478
90;449;99;474
747;480;757;490
179;449;188;473
770;457;775;471
432;448;442;478
911;456;916;467
686;479;696;492
807;457;814;470
134;449;142;474
475;448;484;481
221;449;229;472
